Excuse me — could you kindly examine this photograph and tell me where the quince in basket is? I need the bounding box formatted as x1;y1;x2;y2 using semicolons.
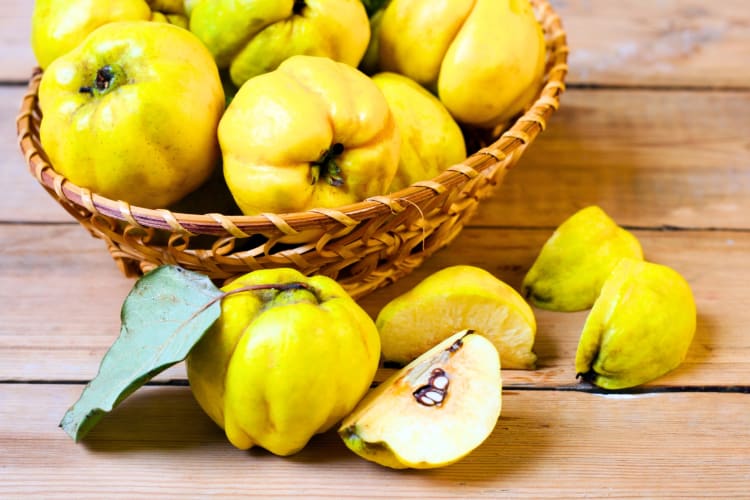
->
372;72;466;193
32;0;188;70
219;55;400;215
187;268;380;456
185;0;370;87
38;21;225;209
377;0;546;128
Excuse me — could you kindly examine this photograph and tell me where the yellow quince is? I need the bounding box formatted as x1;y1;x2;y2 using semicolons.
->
38;21;225;208
575;258;697;390
186;0;370;87
378;0;546;128
372;72;466;193
220;55;400;215
187;268;381;456
31;0;187;70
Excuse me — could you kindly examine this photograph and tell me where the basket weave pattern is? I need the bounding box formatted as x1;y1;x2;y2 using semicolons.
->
16;0;568;299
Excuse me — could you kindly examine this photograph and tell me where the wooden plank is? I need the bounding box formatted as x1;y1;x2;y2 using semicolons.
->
2;223;748;388
5;86;750;229
1;384;748;497
2;1;749;87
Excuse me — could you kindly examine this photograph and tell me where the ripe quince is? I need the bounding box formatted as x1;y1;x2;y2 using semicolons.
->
371;72;466;193
186;0;370;87
186;268;381;456
31;0;187;70
220;55;400;215
575;258;697;390
376;265;537;369
522;206;644;312
339;329;502;469
378;0;546;128
38;21;225;208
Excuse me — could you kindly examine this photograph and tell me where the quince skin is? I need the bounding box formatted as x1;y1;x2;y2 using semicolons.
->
186;0;370;87
378;0;546;128
220;55;400;215
38;21;224;208
31;0;187;69
372;72;467;193
187;268;381;456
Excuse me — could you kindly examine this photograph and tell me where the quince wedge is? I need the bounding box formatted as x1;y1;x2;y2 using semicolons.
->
31;0;187;69
378;0;546;128
575;258;697;390
376;265;537;369
339;329;502;469
522;206;644;312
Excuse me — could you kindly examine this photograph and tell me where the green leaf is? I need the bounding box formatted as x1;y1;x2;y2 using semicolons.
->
60;265;223;442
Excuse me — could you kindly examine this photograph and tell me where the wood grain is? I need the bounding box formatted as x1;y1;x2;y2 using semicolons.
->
5;86;750;229
3;1;749;86
1;385;748;498
2;223;747;389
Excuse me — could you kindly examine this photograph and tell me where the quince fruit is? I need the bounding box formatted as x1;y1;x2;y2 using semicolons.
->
31;0;187;70
186;0;370;87
378;0;546;128
522;206;644;312
187;268;381;456
220;55;400;215
376;265;537;369
339;329;502;469
575;258;697;390
38;21;225;208
371;72;466;193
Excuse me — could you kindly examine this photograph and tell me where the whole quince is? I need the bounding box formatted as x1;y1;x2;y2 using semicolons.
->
220;55;400;215
372;72;466;193
31;0;187;70
186;0;370;87
38;21;225;208
378;0;546;128
186;268;381;456
575;258;697;390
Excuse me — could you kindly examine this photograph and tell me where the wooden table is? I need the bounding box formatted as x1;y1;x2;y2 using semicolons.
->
2;1;748;497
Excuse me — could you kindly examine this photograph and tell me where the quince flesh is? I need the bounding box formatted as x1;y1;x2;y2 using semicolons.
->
376;265;537;369
339;330;502;469
378;0;546;128
187;268;381;456
575;258;697;390
372;72;466;193
31;0;187;69
523;206;644;312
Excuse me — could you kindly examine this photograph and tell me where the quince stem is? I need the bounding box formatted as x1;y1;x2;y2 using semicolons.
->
79;65;123;97
310;143;346;187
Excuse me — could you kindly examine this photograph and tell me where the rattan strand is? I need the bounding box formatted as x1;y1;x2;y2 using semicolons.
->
16;0;568;298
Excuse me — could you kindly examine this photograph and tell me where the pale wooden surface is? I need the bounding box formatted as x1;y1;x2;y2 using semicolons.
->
1;1;749;498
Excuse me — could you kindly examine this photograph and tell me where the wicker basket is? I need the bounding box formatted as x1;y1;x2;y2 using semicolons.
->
16;0;568;299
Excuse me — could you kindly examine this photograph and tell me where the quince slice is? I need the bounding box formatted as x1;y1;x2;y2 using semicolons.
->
375;265;537;369
339;330;501;469
522;206;644;312
575;258;697;390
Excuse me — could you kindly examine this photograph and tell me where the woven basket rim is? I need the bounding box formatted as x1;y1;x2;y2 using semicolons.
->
16;0;568;238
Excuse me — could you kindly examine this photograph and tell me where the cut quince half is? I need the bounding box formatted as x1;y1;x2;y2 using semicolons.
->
376;265;537;369
338;329;502;469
